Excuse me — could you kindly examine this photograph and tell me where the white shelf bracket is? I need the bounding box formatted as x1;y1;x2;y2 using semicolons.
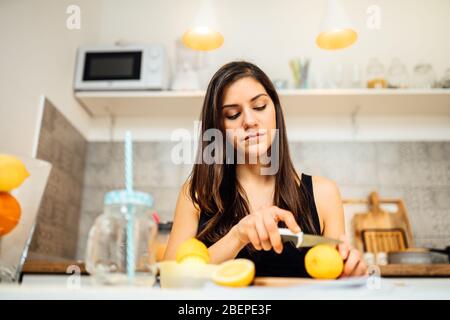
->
351;104;361;140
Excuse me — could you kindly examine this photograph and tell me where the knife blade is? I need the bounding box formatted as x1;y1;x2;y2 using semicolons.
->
278;228;341;248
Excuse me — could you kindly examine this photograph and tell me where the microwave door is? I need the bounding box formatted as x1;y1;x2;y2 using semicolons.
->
81;51;143;89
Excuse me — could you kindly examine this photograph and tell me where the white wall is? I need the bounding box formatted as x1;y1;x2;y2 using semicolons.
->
1;0;449;148
96;0;450;89
88;0;450;142
0;0;101;157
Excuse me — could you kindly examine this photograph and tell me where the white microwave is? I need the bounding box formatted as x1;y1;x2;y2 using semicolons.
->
74;44;169;91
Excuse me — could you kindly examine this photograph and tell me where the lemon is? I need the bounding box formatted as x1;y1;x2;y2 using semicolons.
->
212;259;255;287
0;155;29;192
176;238;210;264
180;256;209;265
305;244;344;279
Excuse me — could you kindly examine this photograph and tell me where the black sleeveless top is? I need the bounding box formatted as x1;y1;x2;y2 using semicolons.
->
197;173;322;277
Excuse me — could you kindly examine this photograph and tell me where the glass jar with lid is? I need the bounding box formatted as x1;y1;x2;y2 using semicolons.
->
366;58;387;89
412;62;436;88
387;58;409;88
85;190;157;286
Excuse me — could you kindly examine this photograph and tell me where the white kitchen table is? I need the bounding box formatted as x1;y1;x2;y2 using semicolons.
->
0;275;449;300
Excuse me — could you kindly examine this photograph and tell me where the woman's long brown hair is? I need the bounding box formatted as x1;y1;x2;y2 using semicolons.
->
189;61;318;247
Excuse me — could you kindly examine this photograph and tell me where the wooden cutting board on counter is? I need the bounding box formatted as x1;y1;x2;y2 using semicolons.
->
253;277;322;286
21;260;88;274
379;264;450;277
253;265;450;285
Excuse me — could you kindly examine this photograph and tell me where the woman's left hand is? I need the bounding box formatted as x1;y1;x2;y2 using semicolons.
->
337;235;368;277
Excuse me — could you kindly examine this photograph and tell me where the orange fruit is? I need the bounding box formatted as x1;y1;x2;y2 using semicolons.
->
176;238;210;264
305;244;344;279
0;192;21;236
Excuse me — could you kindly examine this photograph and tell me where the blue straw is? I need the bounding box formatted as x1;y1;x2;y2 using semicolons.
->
125;131;135;282
125;131;133;193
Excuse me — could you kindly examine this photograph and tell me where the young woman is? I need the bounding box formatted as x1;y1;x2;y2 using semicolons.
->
164;61;367;277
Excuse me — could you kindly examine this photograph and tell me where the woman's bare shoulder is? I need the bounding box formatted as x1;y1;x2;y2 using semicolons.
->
178;179;200;218
296;170;340;196
311;175;341;197
310;175;345;237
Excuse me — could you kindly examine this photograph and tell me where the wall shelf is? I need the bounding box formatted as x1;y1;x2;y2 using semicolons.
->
75;89;450;118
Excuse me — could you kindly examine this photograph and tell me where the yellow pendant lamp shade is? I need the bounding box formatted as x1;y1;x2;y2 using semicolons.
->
316;28;357;50
316;0;357;50
182;0;223;51
182;26;224;51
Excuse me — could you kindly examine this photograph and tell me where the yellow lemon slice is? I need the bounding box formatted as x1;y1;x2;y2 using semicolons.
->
0;155;30;192
176;238;210;264
305;244;344;279
212;259;255;287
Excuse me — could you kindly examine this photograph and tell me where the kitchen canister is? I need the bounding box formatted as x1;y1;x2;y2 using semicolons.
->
85;190;157;286
375;252;388;266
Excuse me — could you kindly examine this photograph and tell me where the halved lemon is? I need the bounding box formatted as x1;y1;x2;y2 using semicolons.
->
176;238;210;264
212;259;255;287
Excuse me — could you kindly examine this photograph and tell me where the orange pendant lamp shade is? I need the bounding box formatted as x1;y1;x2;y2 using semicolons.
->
182;26;224;51
182;0;223;51
316;0;357;50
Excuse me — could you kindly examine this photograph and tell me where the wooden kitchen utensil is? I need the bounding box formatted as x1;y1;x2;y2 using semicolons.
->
361;228;408;253
351;192;414;253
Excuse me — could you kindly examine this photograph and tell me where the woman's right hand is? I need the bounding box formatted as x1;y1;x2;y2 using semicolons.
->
232;206;301;254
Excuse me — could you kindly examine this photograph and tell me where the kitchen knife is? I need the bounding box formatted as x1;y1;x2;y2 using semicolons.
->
279;228;342;248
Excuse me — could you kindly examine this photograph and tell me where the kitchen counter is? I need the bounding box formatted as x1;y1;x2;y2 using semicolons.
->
1;275;449;300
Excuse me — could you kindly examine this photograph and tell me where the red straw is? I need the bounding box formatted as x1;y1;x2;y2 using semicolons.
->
152;211;160;224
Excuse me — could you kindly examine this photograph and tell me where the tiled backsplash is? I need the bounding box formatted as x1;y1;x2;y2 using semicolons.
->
76;141;450;259
28;99;87;260
77;142;191;258
290;142;450;251
27;102;449;260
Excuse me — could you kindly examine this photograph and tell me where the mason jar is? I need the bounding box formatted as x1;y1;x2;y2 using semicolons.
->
85;190;157;286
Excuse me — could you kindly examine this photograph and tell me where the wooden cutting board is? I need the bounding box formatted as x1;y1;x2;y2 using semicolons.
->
253;265;450;285
22;260;88;274
379;264;450;277
351;192;415;253
253;277;328;286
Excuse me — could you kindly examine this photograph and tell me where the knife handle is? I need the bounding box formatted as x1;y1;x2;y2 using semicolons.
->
279;228;303;247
